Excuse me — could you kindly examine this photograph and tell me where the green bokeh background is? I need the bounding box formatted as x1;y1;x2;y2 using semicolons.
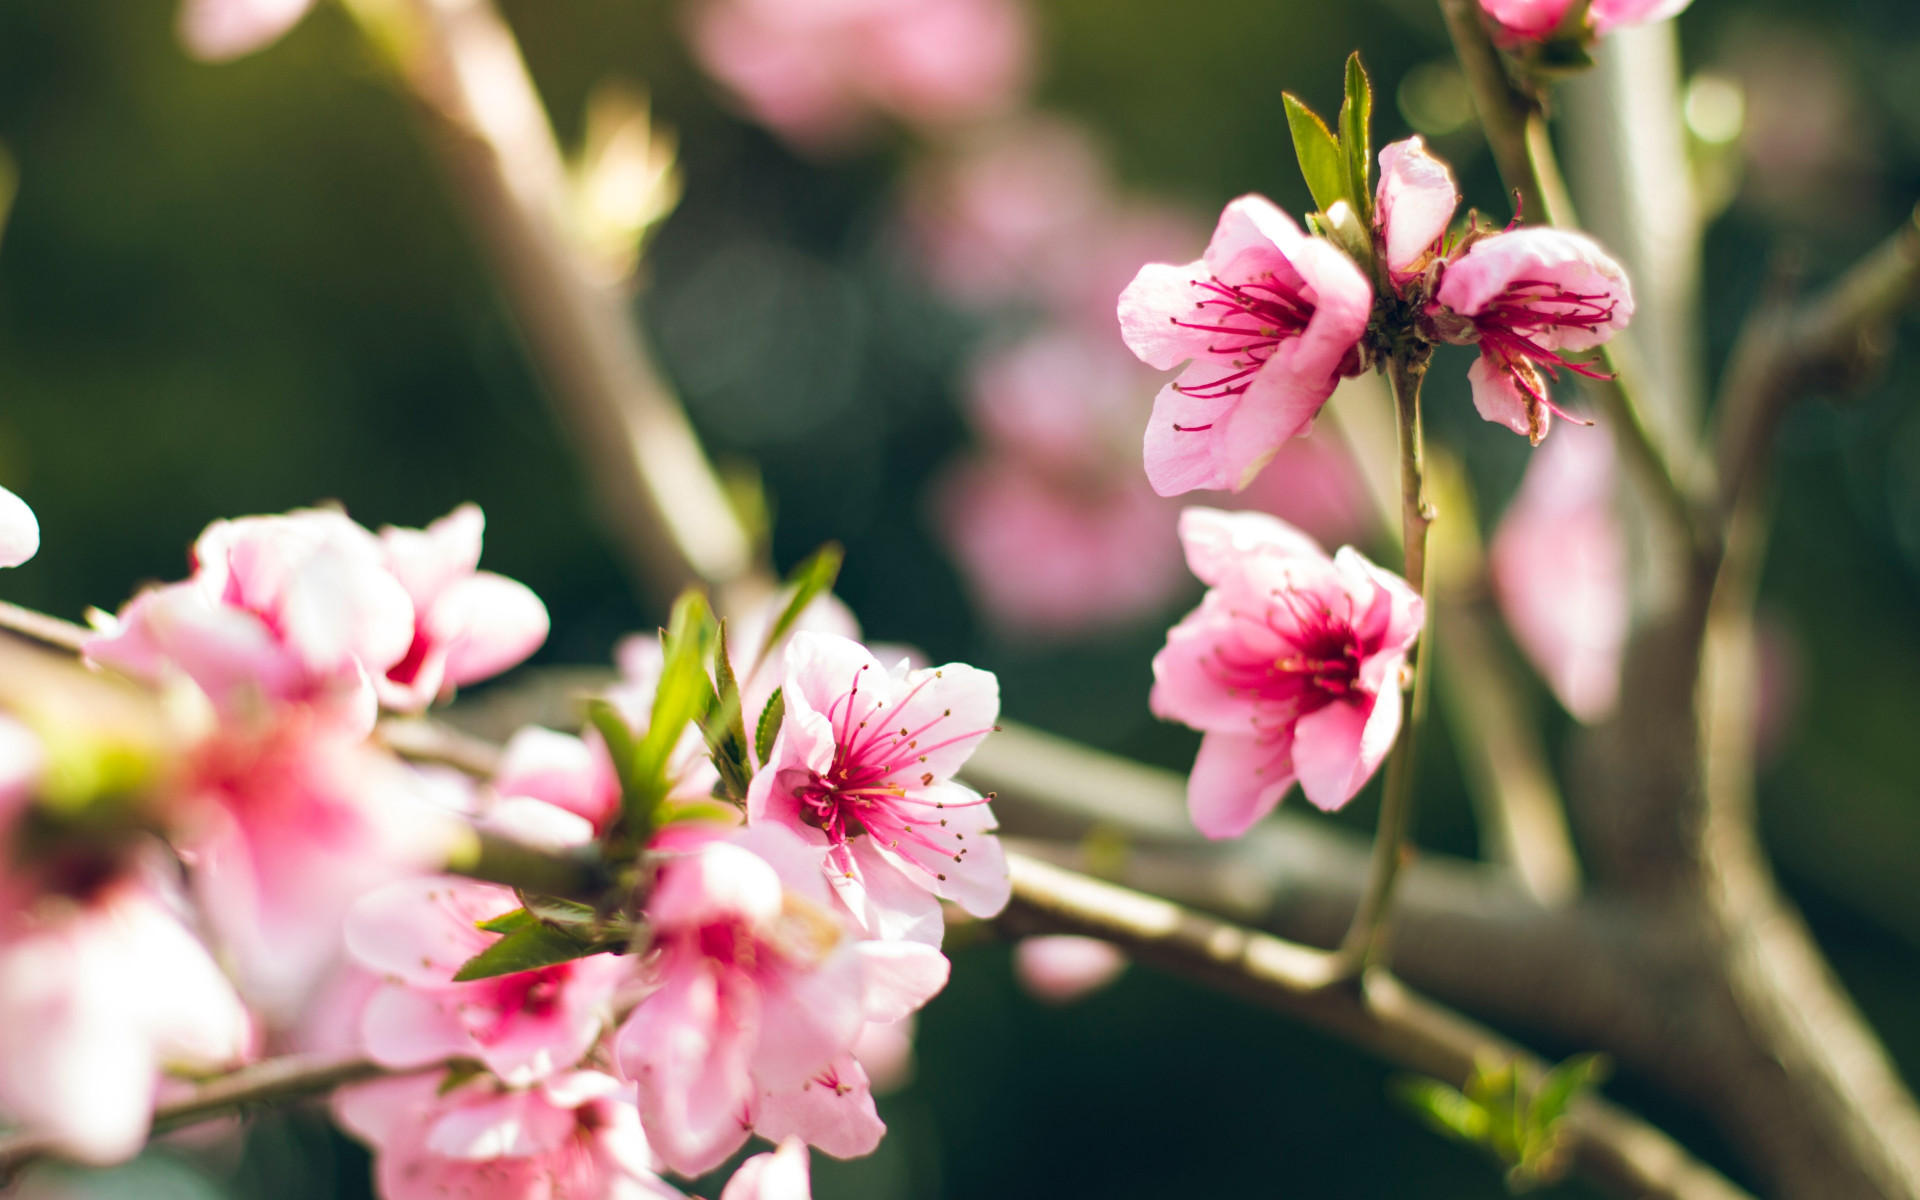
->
2;0;1918;1195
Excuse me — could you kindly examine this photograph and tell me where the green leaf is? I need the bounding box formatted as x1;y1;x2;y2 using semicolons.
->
1530;1053;1606;1130
586;699;643;800
630;589;719;827
1340;52;1374;223
451;921;601;982
1392;1077;1492;1145
700;620;754;803
752;543;845;678
1284;93;1349;217
755;687;785;765
475;907;535;935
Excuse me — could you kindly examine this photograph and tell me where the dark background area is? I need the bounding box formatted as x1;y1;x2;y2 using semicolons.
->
2;0;1918;1195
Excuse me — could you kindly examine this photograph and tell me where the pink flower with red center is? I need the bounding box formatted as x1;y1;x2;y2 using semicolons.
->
333;1069;681;1200
1151;508;1423;839
1374;137;1461;287
1118;196;1372;496
1433;227;1635;444
613;826;947;1176
375;504;550;713
343;876;630;1086
0;875;252;1165
721;1137;813;1200
747;632;1008;945
179;712;463;1013
687;0;1030;152
85;508;415;736
1478;0;1693;44
1490;426;1628;723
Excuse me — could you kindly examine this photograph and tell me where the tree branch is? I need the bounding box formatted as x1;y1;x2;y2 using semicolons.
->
999;852;1753;1200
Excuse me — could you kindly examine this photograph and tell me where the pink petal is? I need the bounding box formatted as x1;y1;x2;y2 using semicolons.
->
1142;378;1243;496
1177;506;1325;586
1436;227;1634;352
829;837;946;945
360;986;473;1069
330;1072;442;1149
1589;0;1692;33
854;939;950;1023
433;572;550;687
1375;137;1459;278
380;505;484;611
177;0;314;61
648;840;786;933
344;877;514;987
850;1017;916;1094
1116;261;1219;371
422;1088;575;1160
1467;353;1542;439
1293;693;1400;813
756;1058;883;1160
492;726;612;827
721;1138;814;1200
751;949;867;1093
617;966;756;1177
1185;731;1294;839
1014;935;1128;1004
0;485;38;569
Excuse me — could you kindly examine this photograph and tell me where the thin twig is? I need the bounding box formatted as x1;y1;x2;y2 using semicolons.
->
1336;349;1434;972
0;600;89;653
1000;853;1753;1200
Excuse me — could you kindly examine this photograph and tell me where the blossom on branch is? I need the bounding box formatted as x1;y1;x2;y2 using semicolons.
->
1374;136;1461;287
333;1069;682;1200
1118;196;1372;496
748;632;1008;944
1151;509;1422;839
1432;227;1635;444
1477;0;1694;44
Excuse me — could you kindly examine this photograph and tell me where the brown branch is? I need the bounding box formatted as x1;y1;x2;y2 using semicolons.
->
360;0;764;608
1000;853;1753;1200
0;600;89;653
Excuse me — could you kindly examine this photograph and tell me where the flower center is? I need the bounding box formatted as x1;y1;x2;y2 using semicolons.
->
1207;588;1368;724
473;962;573;1043
1167;273;1317;418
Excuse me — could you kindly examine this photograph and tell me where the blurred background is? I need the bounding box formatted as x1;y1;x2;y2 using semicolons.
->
1;0;1918;1195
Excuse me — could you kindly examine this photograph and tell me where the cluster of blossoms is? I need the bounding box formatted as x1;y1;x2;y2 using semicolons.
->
0;494;1015;1200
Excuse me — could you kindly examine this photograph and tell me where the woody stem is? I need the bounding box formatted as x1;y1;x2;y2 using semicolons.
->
1336;345;1435;976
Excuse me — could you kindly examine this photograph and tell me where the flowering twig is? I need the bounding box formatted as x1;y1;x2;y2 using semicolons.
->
354;0;764;607
999;853;1753;1200
1434;0;1700;560
1335;347;1434;973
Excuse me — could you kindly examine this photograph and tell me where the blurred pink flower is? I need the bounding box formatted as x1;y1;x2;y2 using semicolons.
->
176;0;314;62
687;0;1030;151
748;632;1008;943
86;508;415;735
722;1138;813;1200
1119;196;1372;495
613;826;947;1175
0;879;251;1165
1433;227;1634;443
1231;426;1377;551
333;1069;680;1200
344;876;630;1086
376;505;550;713
1374;137;1460;284
1490;426;1628;723
1478;0;1692;43
850;1015;916;1094
181;713;463;1012
936;457;1186;637
1152;509;1423;838
1014;935;1128;1004
0;485;38;569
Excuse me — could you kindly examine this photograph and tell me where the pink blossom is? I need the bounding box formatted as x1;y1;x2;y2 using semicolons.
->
1374;137;1460;284
85;508;415;735
755;1053;884;1160
687;0;1030;151
0;879;251;1165
1490;427;1627;723
1119;196;1372;496
176;0;314;61
613;826;947;1175
333;1069;680;1200
1151;508;1423;838
1478;0;1692;42
721;1138;813;1200
376;505;550;713
1433;227;1634;443
935;456;1186;637
747;632;1008;943
344;877;629;1085
180;713;463;1012
1014;935;1128;1005
0;485;38;569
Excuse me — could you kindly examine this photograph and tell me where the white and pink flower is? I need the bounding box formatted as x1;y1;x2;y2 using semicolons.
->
1374;136;1461;286
748;632;1008;944
1151;508;1423;839
1119;196;1373;496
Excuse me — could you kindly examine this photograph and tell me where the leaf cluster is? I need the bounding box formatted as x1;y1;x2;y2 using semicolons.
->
1285;53;1376;241
1393;1052;1608;1191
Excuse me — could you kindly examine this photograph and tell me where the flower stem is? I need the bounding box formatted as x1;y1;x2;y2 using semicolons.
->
1336;347;1435;976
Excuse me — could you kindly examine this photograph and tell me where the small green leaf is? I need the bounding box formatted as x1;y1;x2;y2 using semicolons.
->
1284;93;1349;218
586;699;644;800
755;687;786;765
1530;1053;1606;1129
451;921;600;982
1340;52;1374;223
437;1062;487;1096
1392;1077;1492;1144
475;907;535;934
700;620;754;803
631;590;719;823
520;894;602;928
752;543;845;678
